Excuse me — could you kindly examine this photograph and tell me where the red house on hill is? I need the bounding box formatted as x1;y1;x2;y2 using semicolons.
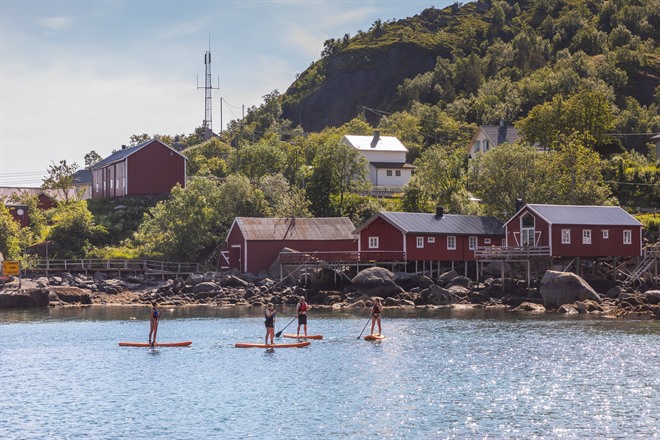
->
224;217;358;274
354;208;505;263
90;139;186;198
503;204;643;258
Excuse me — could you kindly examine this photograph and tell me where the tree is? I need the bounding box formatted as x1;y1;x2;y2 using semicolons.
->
84;151;102;168
409;144;471;213
257;174;311;218
47;201;107;258
470;142;541;219
535;134;613;205
42;160;79;203
132;178;225;261
306;140;370;216
0;204;21;259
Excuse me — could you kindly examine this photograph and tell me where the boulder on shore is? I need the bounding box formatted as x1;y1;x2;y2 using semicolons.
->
0;289;50;308
351;267;404;299
539;271;601;309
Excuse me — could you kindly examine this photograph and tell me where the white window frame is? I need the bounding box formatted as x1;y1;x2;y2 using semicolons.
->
386;170;393;177
484;140;489;151
416;236;424;248
474;140;481;152
602;229;609;239
561;229;571;244
447;236;456;250
582;229;592;245
623;230;632;245
395;170;401;177
468;236;477;250
427;236;435;243
368;236;379;249
484;238;491;244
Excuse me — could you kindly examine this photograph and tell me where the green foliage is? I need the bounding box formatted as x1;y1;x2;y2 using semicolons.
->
132;178;225;261
184;138;231;178
0;204;21;259
42;160;79;203
47;201;107;259
635;213;660;243
257;174;311;218
329;193;384;226
84;150;102;168
87;196;162;246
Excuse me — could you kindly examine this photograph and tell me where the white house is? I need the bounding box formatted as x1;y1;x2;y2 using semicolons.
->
341;131;414;188
468;120;521;158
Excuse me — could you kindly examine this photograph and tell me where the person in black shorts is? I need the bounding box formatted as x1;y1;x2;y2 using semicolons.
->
264;303;276;346
370;298;383;336
295;296;310;336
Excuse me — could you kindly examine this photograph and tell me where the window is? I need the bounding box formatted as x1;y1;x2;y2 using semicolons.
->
116;179;119;189
582;229;592;244
484;140;489;151
447;236;456;250
427;237;435;243
521;213;535;247
368;237;379;249
103;181;106;190
474;140;481;152
561;229;571;244
602;229;609;239
416;237;424;248
110;179;113;189
386;170;393;176
468;236;477;250
623;230;632;245
484;238;491;244
395;170;401;177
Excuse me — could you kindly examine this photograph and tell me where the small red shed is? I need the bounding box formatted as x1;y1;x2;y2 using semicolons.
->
503;204;643;258
90;139;186;198
224;217;358;274
354;208;505;262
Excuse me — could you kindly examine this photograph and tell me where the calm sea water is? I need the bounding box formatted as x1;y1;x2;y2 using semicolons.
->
1;306;658;439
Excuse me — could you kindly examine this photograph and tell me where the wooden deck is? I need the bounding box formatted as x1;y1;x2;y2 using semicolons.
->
278;251;406;265
26;259;200;277
474;246;551;260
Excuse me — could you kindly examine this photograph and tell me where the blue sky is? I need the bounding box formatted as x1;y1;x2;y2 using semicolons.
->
0;0;454;186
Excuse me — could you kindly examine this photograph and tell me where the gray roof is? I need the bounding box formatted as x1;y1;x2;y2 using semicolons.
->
232;217;357;241
357;211;505;235
91;139;186;170
73;169;92;185
506;204;642;227
480;124;520;146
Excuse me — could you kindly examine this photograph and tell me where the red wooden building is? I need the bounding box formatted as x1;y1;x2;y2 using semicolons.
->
354;208;505;263
503;204;643;258
224;217;358;274
90;139;186;198
1;187;61;227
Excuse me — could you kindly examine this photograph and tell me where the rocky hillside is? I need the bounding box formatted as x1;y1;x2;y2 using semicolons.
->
281;0;659;132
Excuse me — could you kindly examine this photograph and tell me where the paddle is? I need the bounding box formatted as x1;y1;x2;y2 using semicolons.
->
357;316;372;339
275;316;297;338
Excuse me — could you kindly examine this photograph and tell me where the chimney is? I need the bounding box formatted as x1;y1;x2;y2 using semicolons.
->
435;206;444;219
121;144;127;150
499;119;505;128
370;130;380;148
515;198;525;212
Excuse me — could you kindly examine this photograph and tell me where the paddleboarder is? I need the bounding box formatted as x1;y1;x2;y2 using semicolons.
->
370;298;383;336
295;296;310;336
265;303;276;346
149;302;159;345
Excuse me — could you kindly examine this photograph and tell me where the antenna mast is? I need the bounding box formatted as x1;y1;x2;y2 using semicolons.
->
197;36;219;136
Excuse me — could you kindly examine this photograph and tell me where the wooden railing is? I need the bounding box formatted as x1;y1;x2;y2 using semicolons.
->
26;259;200;274
474;246;551;259
279;251;406;265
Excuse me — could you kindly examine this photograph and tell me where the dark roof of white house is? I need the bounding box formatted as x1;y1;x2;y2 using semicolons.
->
479;124;520;146
91;139;186;170
504;204;642;227
73;169;92;185
355;211;505;235
230;217;357;241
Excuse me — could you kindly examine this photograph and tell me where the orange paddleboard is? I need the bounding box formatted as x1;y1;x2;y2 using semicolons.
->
364;334;385;341
234;341;311;348
119;341;192;347
282;334;323;340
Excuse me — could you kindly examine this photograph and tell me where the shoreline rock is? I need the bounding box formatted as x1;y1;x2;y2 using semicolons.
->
1;268;658;320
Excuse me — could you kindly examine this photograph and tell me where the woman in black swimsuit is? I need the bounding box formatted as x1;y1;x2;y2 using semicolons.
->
149;302;159;345
370;298;383;336
264;303;276;346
